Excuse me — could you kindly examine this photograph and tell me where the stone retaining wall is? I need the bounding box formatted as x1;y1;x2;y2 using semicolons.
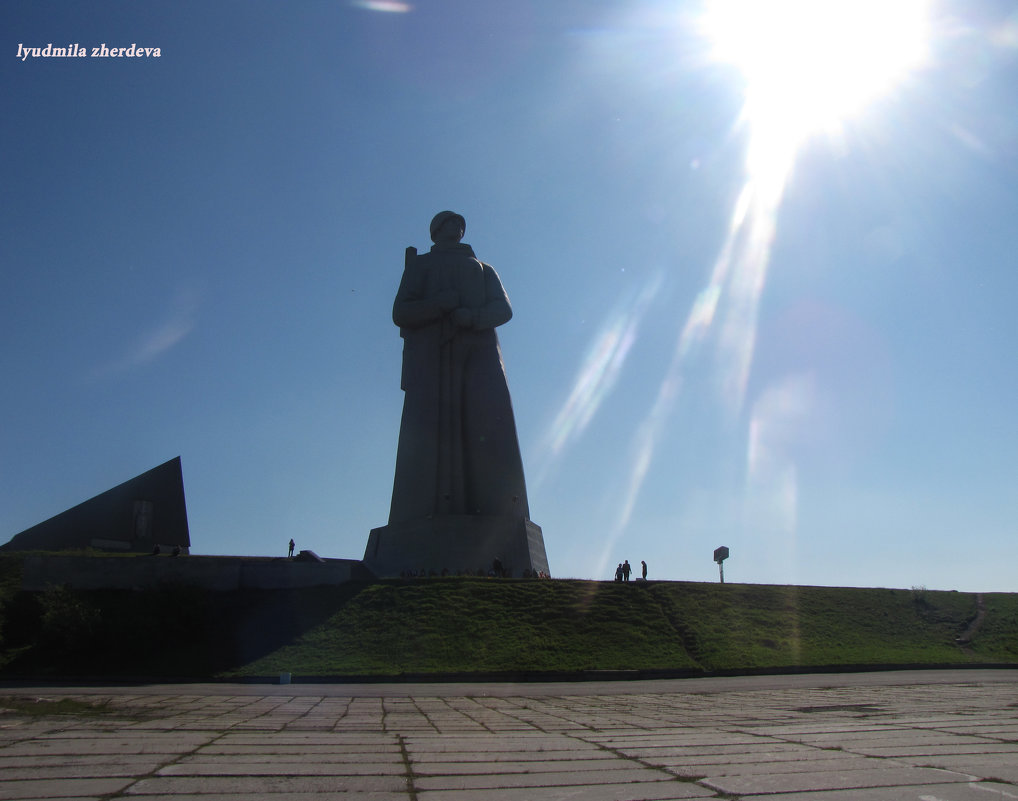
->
21;555;370;591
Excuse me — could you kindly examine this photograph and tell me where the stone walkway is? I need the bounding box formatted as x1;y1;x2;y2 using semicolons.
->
0;670;1016;799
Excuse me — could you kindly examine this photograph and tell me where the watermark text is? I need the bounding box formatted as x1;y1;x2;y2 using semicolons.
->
16;43;162;61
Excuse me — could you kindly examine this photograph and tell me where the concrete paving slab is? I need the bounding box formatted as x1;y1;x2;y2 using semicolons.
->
852;742;1018;757
215;732;397;744
410;751;617;764
0;798;105;801
614;742;816;758
0;764;165;781
403;737;600;753
702;766;973;795
737;781;1018;800
586;731;772;747
664;756;890;778
0;777;134;799
0;670;1015;800
410;758;639;775
156;761;409;776
412;766;674;790
124;775;411;794
200;744;399;757
779;730;1001;747
414;782;716;800
647;748;839;768
0;739;201;756
124;795;411;801
0;754;167;768
907;756;1018;782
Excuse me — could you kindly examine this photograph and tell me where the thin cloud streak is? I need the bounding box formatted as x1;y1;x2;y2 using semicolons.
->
534;274;662;484
90;290;200;379
350;0;412;13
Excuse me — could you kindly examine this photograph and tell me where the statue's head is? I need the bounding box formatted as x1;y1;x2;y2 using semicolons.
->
430;211;466;243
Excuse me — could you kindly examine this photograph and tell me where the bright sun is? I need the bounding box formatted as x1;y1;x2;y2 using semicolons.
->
703;0;931;178
662;0;935;424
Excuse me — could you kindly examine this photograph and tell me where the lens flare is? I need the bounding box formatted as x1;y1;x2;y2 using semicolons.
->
547;2;934;577
698;0;934;415
691;0;933;557
597;0;933;572
745;374;812;584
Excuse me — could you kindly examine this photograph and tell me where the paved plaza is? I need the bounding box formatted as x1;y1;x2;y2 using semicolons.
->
0;670;1016;800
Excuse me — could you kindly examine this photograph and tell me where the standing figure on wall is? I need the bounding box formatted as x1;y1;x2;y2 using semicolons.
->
388;211;530;525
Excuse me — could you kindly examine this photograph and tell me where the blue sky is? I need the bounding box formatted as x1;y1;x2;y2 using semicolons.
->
3;0;1016;591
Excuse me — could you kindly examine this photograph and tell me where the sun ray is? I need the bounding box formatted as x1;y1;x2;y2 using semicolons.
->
591;0;936;563
691;0;935;551
545;2;935;573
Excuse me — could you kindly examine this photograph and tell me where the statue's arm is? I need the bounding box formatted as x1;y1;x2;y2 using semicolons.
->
392;253;456;328
472;263;513;329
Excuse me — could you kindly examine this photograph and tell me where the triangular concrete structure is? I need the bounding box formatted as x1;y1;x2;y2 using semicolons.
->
2;457;190;554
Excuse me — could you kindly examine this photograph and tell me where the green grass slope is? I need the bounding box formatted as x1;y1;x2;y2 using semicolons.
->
652;582;993;670
226;580;702;677
229;580;1016;678
0;554;1014;680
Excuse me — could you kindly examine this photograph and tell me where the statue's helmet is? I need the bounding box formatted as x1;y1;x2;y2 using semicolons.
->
430;211;466;241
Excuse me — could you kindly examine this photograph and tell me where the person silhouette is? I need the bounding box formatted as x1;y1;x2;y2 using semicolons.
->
288;538;295;558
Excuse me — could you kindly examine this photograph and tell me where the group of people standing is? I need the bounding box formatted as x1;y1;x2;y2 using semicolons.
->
614;559;648;582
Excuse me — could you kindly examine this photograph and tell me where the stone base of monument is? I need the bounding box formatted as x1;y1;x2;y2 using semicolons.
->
364;516;549;578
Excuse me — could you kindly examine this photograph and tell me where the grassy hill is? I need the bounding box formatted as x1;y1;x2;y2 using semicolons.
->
0;555;1015;680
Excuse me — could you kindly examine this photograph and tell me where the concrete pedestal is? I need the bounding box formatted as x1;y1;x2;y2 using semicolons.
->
364;516;548;578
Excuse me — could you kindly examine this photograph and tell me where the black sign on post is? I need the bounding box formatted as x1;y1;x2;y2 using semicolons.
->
713;546;729;583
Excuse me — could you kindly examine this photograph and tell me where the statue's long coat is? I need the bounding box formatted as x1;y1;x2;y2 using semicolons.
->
389;242;530;524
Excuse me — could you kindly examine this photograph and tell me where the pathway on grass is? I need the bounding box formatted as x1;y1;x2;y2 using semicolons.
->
957;593;988;649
